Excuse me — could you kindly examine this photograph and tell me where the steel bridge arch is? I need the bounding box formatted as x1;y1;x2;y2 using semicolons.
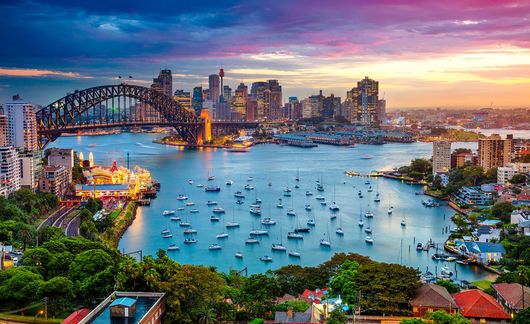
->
36;84;203;149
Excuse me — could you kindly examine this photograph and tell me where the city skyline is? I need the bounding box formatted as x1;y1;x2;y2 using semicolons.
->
1;1;530;109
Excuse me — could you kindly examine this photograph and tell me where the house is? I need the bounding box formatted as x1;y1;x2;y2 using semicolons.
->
475;226;501;243
519;220;530;236
511;209;530;224
301;288;329;304
453;186;493;207
492;283;530;317
410;284;458;317
272;307;314;323
455;240;506;264
453;290;511;323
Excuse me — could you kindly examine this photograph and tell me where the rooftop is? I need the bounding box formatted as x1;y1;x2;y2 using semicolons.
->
410;284;457;308
110;297;137;308
493;283;530;310
453;290;511;320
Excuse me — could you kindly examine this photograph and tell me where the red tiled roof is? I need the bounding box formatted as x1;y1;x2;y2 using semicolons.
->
453;290;511;320
493;283;530;310
62;308;91;324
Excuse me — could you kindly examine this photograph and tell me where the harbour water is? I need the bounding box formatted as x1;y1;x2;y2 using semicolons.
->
53;133;495;281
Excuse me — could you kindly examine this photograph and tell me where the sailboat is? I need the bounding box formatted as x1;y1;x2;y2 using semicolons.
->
358;207;364;227
296;168;300;182
277;198;284;208
329;185;339;211
320;225;331;247
225;208;240;228
167;243;179;251
289;250;301;258
336;213;344;235
365;235;374;244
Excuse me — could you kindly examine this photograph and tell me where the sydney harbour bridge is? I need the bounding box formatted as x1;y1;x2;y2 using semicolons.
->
35;83;258;149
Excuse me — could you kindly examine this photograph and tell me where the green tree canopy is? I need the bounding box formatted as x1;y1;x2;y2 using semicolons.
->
330;260;360;305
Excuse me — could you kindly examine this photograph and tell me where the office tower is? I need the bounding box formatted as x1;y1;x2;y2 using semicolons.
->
346;77;379;125
0;106;7;146
287;97;302;120
432;141;452;174
192;86;203;116
223;85;232;101
250;82;269;119
478;134;513;170
173;89;192;112
5;95;38;151
48;148;74;182
233;83;248;117
0;146;20;197
39;165;70;197
322;93;341;119
246;95;258;122
151;69;173;98
268;80;282;119
209;74;220;103
377;99;387;124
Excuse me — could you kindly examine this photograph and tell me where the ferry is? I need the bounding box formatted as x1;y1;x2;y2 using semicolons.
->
205;185;221;192
249;206;261;215
287;232;303;239
216;232;229;239
167;244;179;251
210;215;220;222
162;210;175;216
235;252;243;258
225;222;240;228
226;180;233;186
365;236;374;244
336;227;344;235
288;251;301;258
212;207;225;214
249;229;268;236
271;243;287;251
184;238;197;244
177;194;188;200
260;255;272;262
245;237;259;244
261;218;276;225
209;244;222;250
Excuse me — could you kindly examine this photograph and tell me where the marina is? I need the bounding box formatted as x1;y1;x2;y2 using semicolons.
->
51;132;493;281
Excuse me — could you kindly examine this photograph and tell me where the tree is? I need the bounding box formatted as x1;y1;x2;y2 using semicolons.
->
435;280;460;294
490;202;515;223
513;307;530;324
330;260;360;305
240;274;281;318
425;310;471;324
0;267;44;308
85;198;103;214
39;276;75;316
410;159;431;175
462;165;485;186
510;173;527;185
327;308;347;324
275;300;309;312
19;247;54;276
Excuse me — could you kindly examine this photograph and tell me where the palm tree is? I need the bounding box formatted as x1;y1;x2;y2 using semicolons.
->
197;307;216;324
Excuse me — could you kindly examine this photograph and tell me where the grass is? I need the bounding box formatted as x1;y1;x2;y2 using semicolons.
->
472;280;492;290
0;313;63;323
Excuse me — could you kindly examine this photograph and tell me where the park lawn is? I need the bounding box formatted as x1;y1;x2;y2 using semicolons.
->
472;280;492;290
0;313;63;323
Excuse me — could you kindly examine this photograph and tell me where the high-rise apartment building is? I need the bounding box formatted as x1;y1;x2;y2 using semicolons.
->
151;69;173;98
286;97;301;120
0;146;20;197
233;83;248;117
209;74;220;103
251;82;269;119
0;106;8;146
478;134;512;170
377;99;386;124
39;165;70;197
268;80;282;119
192;86;203;116
432;141;452;174
322;93;341;119
48;148;74;182
19;152;39;189
5;95;38;151
246;96;258;122
346;77;379;125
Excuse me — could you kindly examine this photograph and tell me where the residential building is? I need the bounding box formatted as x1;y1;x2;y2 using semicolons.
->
47;148;74;182
321;93;340;119
173;89;192;112
273;306;313;323
410;284;458;317
268;80;282;119
347;77;379;126
451;152;476;168
377;99;386;124
251;81;270;119
497;162;530;185
0;107;7;146
286;97;302;120
192;86;203;116
208;74;220;103
4;95;38;151
246;96;258;122
492;283;530;317
452;290;511;323
432;141;452;174
150;69;172;98
453;186;493;206
478;134;512;170
39;165;70;197
510;209;530;225
455;240;506;264
0;146;20;197
19;152;39;189
233;83;248;117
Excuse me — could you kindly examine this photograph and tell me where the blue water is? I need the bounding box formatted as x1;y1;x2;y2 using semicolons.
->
52;133;494;281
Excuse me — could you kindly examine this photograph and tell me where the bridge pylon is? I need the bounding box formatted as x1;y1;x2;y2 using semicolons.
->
199;108;212;144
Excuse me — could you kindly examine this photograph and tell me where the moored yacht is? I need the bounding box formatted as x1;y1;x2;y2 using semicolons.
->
307;219;316;226
246;237;259;244
177;194;188;200
234;191;245;198
286;209;296;216
288;251;301;258
184;238;197;244
249;229;268;236
207;200;218;206
249;206;261;215
225;222;240;228
235;251;243;258
336;227;344;235
216;232;229;239
162;210;175;216
364;210;374;218
365;236;374;244
388;206;394;214
287;232;303;239
226;180;233;185
209;244;222;250
167;244;179;251
212;207;225;214
329;202;339;211
271;243;287;251
306;191;313;196
260;255;272;262
261;218;276;225
320;238;331;247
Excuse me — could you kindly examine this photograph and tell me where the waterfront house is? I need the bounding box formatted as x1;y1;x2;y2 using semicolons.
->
511;209;530;224
492;283;530;317
518;220;530;236
452;186;493;207
410;284;458;317
476;226;501;243
455;240;506;264
453;290;511;323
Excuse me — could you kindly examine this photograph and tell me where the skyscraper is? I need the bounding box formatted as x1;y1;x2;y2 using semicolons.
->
432;141;452;174
322;92;340;119
246;95;258;122
268;80;282;119
173;90;192;112
478;134;512;170
233;83;248;117
5;95;38;151
192;86;203;116
0;146;20;197
209;74;220;103
251;81;269;119
346;77;379;125
151;69;173;98
223;85;232;101
377;99;387;124
0;106;8;146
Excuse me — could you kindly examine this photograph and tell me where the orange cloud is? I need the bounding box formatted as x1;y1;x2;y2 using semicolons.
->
0;67;91;78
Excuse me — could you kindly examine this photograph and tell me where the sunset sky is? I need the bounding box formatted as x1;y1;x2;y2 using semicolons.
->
1;0;529;109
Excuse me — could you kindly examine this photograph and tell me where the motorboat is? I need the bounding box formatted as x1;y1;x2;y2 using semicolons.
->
329;202;339;211
336;227;344;235
260;255;272;262
306;191;313;196
216;232;229;239
209;244;222;250
307;219;316;226
320;238;331;247
287;232;303;239
210;215;220;222
161;229;171;234
271;243;287;251
177;207;185;211
283;191;292;197
249;203;260;208
235;252;243;258
183;228;197;234
295;184;300;189
247;176;253;181
317;184;324;192
440;265;454;277
249;229;268;236
212;207;225;214
255;198;262;204
401;219;406;226
196;184;204;188
445;257;457;262
170;216;181;221
234;191;245;198
284;187;292;193
388;206;394;214
365;180;370;185
205;185;220;192
225;222;240;228
185;202;195;206
417;243;424;251
277;198;284;208
288;251;301;258
374;194;381;203
207;175;215;181
315;195;325;201
246;237;259;244
236;200;244;205
249;206;261;215
179;222;191;227
244;184;254;190
184;238;197;244
167;244;179;251
286;209;296;216
294;227;310;233
226;180;233;185
177;194;188;200
367;186;373;192
358;219;364;227
364;210;374;218
207;200;218;206
320;201;327;206
330;213;337;220
364;227;372;234
365;236;374;244
189;209;199;213
261;218;276;225
305;204;312;211
188;179;193;184
162;210;175;216
162;233;173;238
